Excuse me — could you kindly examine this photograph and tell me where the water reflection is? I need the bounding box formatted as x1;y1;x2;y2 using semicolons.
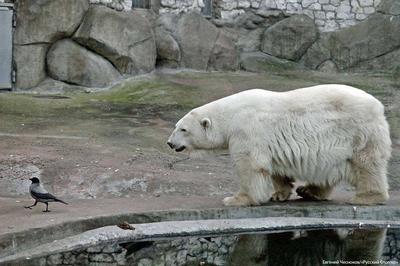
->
229;229;388;266
37;228;399;266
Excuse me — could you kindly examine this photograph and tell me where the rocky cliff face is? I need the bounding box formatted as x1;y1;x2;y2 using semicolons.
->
11;0;400;90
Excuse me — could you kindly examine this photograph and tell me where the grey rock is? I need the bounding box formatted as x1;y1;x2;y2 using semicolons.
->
261;15;318;61
14;44;47;89
138;258;153;266
214;256;226;266
47;253;63;265
87;245;104;253
176;250;188;265
328;13;400;69
236;28;264;52
233;11;265;29
164;251;176;266
14;0;89;45
208;242;219;252
317;60;338;72
208;31;239;71
74;6;156;75
155;28;181;65
62;252;76;265
377;0;400;15
75;253;89;264
349;48;400;72
47;39;121;88
89;253;114;262
156;13;180;33
240;52;301;72
102;243;123;253
175;12;219;70
32;78;88;94
300;35;331;69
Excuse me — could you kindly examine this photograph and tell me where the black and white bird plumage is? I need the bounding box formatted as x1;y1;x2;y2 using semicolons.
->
25;177;68;212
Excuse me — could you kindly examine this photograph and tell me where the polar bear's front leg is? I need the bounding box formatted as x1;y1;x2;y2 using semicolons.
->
270;175;294;202
223;155;274;206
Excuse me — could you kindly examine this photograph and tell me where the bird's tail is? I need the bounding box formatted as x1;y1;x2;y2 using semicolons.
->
56;198;68;205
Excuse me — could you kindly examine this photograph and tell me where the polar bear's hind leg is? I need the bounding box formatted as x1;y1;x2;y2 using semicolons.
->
296;184;334;201
349;132;390;205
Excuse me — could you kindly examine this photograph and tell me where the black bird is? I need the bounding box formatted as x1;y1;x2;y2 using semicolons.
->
24;177;68;212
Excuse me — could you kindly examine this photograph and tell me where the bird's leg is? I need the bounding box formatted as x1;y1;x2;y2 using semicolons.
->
43;202;51;212
24;200;37;209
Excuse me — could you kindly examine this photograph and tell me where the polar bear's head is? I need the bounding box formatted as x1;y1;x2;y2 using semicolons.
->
167;110;226;153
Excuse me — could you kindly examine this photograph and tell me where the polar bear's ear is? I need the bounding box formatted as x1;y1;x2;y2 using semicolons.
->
200;118;211;129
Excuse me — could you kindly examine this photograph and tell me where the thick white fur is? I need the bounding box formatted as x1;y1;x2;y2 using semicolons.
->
167;85;392;206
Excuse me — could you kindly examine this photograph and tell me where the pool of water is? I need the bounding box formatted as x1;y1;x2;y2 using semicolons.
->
34;228;400;266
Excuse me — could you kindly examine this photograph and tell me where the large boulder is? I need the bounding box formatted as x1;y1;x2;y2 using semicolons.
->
236;28;264;52
155;28;181;67
299;35;331;69
14;0;89;45
175;12;219;70
377;0;400;15
328;13;400;69
156;13;180;33
73;6;156;75
47;39;121;88
208;31;239;71
349;48;400;72
14;44;47;89
261;15;318;61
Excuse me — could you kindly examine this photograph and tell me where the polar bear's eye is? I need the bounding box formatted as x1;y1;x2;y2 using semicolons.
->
180;128;187;132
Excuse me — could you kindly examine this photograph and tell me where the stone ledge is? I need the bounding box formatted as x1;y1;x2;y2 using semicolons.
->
1;217;399;265
1;193;400;259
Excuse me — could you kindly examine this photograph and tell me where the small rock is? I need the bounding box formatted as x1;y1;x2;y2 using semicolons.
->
47;254;63;265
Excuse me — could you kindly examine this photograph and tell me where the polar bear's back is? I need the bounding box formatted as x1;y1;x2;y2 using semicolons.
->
284;84;384;117
207;85;384;120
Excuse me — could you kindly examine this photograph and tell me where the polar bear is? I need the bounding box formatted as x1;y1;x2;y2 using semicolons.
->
167;85;391;206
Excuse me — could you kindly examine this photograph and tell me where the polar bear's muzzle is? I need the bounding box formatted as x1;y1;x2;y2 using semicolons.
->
167;141;186;152
175;146;186;152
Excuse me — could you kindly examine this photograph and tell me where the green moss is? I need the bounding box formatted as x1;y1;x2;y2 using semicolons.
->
93;79;201;109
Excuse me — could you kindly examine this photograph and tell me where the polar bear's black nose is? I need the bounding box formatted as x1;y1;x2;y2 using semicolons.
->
167;142;175;149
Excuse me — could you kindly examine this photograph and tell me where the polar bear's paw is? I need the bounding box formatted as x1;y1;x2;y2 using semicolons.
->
223;194;253;206
296;186;327;201
270;191;291;202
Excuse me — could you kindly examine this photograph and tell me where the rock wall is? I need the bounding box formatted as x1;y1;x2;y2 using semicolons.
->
11;0;400;90
35;236;238;266
160;0;383;32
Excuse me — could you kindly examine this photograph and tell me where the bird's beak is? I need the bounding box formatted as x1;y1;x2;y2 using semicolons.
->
29;178;33;181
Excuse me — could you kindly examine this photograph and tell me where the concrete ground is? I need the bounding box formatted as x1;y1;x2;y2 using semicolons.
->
0;69;399;258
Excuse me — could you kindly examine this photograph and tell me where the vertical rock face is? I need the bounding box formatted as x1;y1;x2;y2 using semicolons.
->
13;44;47;89
328;13;400;69
208;31;239;71
14;0;89;44
299;35;331;69
175;12;220;70
261;15;318;61
155;28;181;67
73;6;156;75
47;39;121;88
377;0;400;15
